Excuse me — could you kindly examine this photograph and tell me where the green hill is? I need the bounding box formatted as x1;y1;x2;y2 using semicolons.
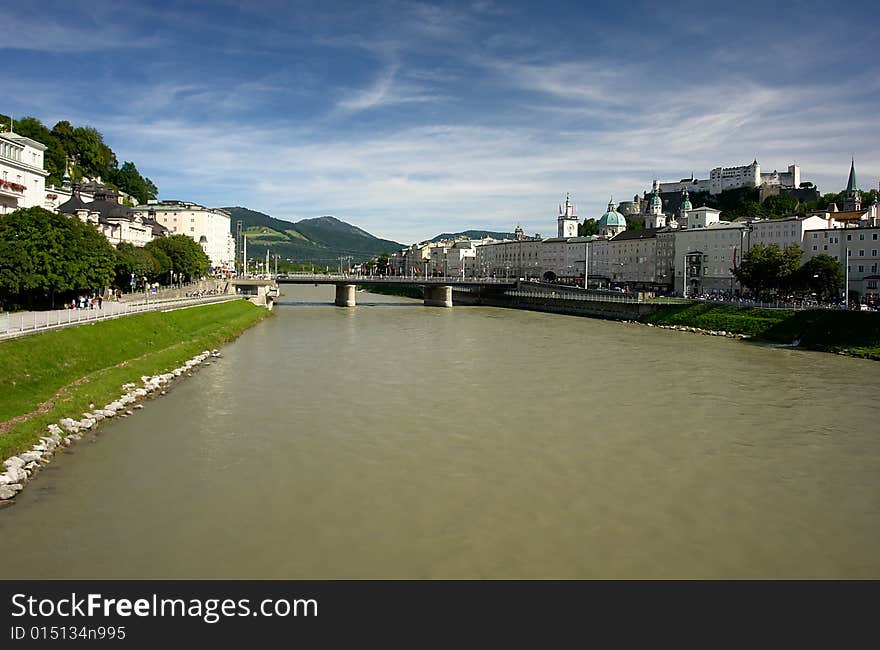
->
223;207;403;263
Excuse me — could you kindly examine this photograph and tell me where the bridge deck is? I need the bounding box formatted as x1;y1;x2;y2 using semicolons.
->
276;274;517;287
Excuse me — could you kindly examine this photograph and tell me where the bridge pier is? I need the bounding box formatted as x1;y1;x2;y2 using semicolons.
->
423;285;452;308
335;284;356;307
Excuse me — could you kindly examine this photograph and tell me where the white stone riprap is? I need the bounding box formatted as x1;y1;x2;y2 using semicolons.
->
0;349;219;503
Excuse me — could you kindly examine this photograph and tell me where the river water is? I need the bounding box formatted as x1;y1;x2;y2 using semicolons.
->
1;285;878;578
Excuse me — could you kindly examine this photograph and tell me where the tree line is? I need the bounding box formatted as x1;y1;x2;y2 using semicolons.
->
0;207;211;310
1;114;158;205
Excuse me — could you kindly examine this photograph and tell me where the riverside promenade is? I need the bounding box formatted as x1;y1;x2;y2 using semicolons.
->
0;293;238;341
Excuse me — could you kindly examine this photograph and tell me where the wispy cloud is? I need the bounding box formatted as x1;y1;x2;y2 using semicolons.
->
4;0;878;243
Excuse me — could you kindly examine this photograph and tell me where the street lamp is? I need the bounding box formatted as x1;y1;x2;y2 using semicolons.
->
584;241;589;290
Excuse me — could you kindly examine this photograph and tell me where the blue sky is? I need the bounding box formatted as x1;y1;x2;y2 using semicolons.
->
4;0;879;244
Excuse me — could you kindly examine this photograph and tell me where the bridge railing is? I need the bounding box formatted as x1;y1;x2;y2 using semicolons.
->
278;273;516;285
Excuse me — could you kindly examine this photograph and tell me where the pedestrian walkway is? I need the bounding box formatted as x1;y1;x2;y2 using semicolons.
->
0;294;238;341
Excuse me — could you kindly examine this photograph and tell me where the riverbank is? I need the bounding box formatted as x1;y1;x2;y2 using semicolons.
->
365;285;880;359
0;300;268;468
641;303;880;359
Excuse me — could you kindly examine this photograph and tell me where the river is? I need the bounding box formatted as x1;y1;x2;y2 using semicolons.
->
1;285;878;578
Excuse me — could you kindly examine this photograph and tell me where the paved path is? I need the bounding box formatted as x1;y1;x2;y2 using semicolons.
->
0;294;238;341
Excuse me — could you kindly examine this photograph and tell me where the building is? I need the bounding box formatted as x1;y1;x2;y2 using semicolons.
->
0;129;49;214
657;160;800;196
557;193;579;238
802;225;880;303
596;198;627;237
644;182;667;229
842;158;861;212
132;200;236;273
672;221;748;296
58;184;168;247
607;229;661;290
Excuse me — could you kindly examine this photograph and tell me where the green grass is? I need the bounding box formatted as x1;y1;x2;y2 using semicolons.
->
0;300;268;460
642;303;880;358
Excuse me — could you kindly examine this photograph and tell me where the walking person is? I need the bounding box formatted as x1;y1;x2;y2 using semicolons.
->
98;295;103;309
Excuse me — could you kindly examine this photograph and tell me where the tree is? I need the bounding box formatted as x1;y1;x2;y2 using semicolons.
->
625;217;644;231
579;218;599;236
762;193;799;218
732;243;802;299
799;255;843;302
145;235;211;281
12;116;66;185
113;242;160;288
0;207;116;309
376;252;390;275
72;126;116;180
111;161;157;204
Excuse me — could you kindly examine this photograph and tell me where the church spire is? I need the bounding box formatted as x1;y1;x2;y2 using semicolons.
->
846;157;858;193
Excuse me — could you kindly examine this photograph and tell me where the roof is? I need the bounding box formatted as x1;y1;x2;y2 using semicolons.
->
831;210;868;221
846;159;858;193
611;228;659;241
57;191;92;214
598;200;627;227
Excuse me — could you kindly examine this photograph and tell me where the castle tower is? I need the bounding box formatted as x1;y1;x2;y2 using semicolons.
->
557;193;579;238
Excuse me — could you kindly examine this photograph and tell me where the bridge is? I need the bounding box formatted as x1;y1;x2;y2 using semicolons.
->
275;274;518;307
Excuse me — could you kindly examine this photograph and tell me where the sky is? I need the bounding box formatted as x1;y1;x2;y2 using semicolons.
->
4;0;879;244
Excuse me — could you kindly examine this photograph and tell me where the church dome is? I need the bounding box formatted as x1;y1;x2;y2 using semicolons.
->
598;199;627;227
650;192;662;207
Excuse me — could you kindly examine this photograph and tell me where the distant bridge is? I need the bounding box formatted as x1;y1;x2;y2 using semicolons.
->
275;273;517;307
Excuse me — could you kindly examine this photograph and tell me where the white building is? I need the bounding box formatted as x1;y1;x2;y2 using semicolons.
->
749;215;831;251
58;186;167;247
0;130;48;214
673;221;748;296
657;160;800;196
133;200;236;273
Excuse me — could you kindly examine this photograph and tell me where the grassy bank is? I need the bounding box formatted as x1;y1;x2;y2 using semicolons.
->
0;300;268;460
642;303;880;358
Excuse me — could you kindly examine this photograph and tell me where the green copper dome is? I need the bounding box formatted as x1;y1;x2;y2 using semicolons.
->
598;199;627;227
650;192;662;207
680;189;692;212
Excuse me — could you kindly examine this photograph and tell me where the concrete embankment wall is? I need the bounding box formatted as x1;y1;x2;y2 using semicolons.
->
453;290;663;320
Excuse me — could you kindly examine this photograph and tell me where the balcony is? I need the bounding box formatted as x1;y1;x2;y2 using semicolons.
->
0;179;26;198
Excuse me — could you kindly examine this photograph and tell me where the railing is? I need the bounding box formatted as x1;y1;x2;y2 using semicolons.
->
0;294;238;341
278;273;516;285
501;288;642;304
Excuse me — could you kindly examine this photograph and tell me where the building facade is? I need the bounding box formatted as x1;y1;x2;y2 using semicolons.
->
0;130;49;215
133;200;236;273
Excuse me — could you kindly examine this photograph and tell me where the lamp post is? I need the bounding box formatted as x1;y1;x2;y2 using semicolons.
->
683;253;688;298
584;241;589;289
845;247;850;308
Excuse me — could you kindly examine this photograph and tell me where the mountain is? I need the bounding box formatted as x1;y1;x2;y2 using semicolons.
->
223;207;403;263
429;229;515;242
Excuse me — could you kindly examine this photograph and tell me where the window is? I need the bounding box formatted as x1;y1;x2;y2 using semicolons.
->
874;234;878;240
858;265;864;272
823;245;828;250
873;250;878;257
813;245;818;251
860;234;865;240
847;234;852;241
859;250;865;257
